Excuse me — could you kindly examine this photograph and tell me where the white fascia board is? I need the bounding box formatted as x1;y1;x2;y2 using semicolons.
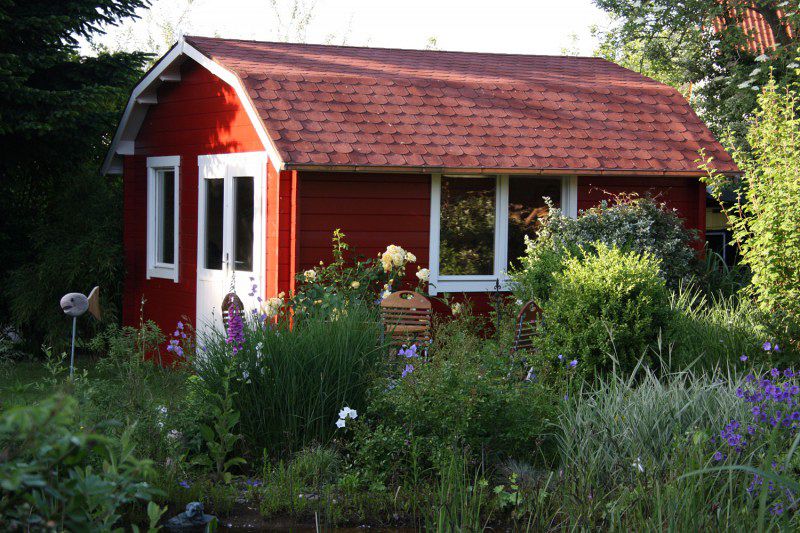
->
182;41;285;174
102;38;285;175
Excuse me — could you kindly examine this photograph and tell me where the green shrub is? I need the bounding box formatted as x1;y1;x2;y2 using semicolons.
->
702;78;800;341
362;311;557;481
509;194;698;305
537;244;672;375
194;301;385;456
0;394;159;531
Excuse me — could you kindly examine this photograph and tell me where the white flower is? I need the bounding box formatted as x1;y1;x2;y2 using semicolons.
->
632;457;644;473
416;268;430;283
242;370;250;381
381;244;411;272
749;67;761;77
788;62;799;69
755;54;770;62
335;418;346;429
262;294;284;318
338;406;358;419
737;80;752;89
157;421;164;429
167;429;182;440
381;289;392;300
350;281;360;289
303;269;317;282
406;252;417;264
255;342;263;359
157;406;168;416
451;302;463;315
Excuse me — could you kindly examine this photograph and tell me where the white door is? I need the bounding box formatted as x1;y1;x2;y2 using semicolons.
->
196;152;267;334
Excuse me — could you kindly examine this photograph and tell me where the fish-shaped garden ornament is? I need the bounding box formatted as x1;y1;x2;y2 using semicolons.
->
60;286;101;320
60;286;101;378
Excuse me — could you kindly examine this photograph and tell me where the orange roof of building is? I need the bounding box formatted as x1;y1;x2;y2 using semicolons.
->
185;36;737;175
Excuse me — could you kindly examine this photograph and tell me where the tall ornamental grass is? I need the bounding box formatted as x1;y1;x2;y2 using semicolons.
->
553;364;800;530
667;285;770;369
194;302;385;456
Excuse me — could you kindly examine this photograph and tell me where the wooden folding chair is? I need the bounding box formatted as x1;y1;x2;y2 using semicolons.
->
510;300;542;381
221;292;243;332
380;291;432;347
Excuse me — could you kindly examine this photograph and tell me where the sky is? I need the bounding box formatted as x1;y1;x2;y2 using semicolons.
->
87;0;612;57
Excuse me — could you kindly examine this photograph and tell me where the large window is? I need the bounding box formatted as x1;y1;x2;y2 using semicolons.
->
147;156;180;281
429;174;576;294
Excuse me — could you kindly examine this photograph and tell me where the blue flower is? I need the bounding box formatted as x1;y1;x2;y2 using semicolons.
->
763;341;773;351
713;451;724;461
401;364;414;378
569;359;578;368
179;480;191;489
740;354;748;362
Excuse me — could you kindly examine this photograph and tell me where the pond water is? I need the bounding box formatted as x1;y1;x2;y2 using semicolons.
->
217;504;415;532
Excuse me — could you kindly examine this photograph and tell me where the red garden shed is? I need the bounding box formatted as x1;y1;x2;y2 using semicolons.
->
103;36;738;336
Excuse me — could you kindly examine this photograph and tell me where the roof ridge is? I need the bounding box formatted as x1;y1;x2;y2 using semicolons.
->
183;34;608;62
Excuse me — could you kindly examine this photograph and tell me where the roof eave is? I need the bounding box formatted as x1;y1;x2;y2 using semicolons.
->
285;163;742;177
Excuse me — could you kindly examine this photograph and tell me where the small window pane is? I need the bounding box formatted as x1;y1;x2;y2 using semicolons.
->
204;179;224;270
156;170;175;265
507;177;561;270
440;176;495;276
233;176;254;272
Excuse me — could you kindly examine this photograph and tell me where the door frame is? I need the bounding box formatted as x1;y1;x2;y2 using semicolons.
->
196;151;267;331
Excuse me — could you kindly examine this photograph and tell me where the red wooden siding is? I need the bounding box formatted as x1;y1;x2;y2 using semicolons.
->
122;60;264;350
277;170;299;295
296;172;432;284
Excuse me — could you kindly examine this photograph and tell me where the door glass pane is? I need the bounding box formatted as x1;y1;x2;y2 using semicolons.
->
440;176;495;276
204;179;224;270
157;170;175;265
507;177;561;270
233;176;254;272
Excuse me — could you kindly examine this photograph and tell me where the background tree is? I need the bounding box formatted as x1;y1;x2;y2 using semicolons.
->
701;78;800;343
593;0;799;144
0;1;151;348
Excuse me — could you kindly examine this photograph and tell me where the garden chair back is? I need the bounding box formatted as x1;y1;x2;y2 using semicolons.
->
510;300;542;381
511;300;542;354
221;292;243;332
380;291;432;346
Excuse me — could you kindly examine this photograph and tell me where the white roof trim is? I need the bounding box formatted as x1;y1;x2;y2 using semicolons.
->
102;38;285;175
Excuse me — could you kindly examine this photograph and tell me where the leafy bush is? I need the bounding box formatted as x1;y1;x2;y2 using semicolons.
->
194;301;385;456
292;230;425;317
360;311;557;484
509;194;698;304
535;244;672;375
0;394;159;531
702;78;800;342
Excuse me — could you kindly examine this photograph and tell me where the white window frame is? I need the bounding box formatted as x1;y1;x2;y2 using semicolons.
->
146;155;180;282
428;173;577;295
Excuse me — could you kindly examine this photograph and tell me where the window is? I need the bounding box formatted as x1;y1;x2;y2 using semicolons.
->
147;156;180;281
429;174;577;294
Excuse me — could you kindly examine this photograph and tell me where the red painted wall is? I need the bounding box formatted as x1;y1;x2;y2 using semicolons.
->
296;172;431;282
295;172;706;296
122;60;263;349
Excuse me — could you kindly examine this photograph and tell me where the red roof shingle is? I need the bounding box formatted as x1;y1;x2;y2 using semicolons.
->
185;36;738;174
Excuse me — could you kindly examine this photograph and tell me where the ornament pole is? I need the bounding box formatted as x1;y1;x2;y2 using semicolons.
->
70;316;77;379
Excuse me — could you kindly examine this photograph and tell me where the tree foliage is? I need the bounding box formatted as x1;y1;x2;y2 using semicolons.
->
0;1;151;347
702;78;800;339
594;0;800;143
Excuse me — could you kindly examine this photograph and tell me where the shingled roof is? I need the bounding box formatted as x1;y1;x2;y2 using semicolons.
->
181;36;737;175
